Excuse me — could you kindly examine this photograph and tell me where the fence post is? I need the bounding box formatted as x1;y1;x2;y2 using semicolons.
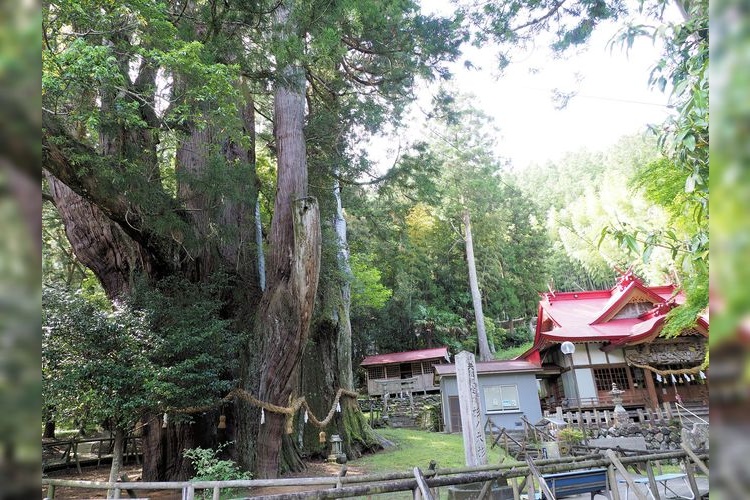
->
644;460;661;500
607;465;621;500
662;402;672;420
212;486;220;500
526;473;535;500
682;458;701;498
510;477;520;500
413;467;433;500
73;439;81;475
47;484;55;499
605;449;647;500
428;459;439;499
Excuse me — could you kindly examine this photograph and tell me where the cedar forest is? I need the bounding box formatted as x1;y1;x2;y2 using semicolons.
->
42;0;707;483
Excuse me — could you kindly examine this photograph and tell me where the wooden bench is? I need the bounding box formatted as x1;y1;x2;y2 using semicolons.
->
541;468;611;499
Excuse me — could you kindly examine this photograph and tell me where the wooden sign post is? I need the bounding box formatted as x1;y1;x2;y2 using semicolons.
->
455;351;488;466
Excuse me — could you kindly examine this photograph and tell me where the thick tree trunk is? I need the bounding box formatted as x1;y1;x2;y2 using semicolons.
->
252;1;321;478
141;412;219;481
463;209;492;361
44;172;156;300
333;180;354;391
332;180;380;457
254;198;321;478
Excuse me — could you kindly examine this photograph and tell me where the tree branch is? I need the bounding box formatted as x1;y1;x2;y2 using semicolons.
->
42;109;179;267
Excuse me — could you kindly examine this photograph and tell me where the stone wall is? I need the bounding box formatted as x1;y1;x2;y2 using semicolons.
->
588;421;683;452
360;394;442;431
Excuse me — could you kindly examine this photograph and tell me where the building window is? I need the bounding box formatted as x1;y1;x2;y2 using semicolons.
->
593;367;630;391
484;385;520;412
368;366;384;380
385;365;400;379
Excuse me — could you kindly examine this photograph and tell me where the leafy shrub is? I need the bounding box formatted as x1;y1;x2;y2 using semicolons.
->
184;443;251;499
557;427;584;445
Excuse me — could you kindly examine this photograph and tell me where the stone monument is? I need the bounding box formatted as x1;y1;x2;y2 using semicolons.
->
455;351;488;466
449;352;512;500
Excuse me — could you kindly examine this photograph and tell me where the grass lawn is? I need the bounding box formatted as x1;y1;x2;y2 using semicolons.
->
349;428;509;474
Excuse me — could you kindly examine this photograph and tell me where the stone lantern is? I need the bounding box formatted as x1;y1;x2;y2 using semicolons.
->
609;383;629;427
327;434;346;464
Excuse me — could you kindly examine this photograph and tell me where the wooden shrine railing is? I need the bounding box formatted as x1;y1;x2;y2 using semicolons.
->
543;401;686;428
42;448;708;500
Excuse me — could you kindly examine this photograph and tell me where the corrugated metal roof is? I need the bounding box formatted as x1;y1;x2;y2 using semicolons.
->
433;359;541;377
360;347;450;367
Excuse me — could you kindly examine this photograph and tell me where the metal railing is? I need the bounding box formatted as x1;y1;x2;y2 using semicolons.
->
674;403;708;426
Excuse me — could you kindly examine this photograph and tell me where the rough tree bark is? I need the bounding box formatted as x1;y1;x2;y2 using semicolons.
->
43;66;261;480
252;4;322;475
332;180;381;458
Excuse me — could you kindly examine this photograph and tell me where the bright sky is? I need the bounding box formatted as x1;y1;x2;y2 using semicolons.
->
367;3;675;172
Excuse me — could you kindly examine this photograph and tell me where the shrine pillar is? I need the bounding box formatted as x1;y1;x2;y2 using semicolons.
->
643;368;660;409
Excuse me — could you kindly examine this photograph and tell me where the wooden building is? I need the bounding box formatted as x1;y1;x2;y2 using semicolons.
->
360;347;450;396
519;271;709;412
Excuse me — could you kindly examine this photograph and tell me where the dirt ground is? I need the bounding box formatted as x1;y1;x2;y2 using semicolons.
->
43;460;366;499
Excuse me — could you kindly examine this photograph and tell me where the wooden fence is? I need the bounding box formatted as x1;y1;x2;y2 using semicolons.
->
43;435;142;473
543;401;682;428
42;447;708;500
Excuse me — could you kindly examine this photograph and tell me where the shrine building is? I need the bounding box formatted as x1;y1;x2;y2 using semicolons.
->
518;271;708;412
360;347;450;396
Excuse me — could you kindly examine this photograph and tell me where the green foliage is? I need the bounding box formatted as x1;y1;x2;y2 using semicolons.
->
129;276;239;414
43;276;239;430
43;285;153;429
495;341;534;361
458;0;628;69
602;0;709;334
350;253;392;312
184;443;251;499
557;427;585;445
347;97;548;359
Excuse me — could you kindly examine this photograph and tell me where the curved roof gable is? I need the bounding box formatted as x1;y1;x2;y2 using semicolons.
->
590;273;676;324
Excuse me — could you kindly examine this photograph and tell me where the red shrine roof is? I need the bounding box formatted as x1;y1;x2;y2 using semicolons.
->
360;347;450;367
519;272;709;363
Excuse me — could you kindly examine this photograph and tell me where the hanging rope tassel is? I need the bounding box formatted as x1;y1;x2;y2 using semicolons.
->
304;410;309;423
261;408;265;425
336;401;341;413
